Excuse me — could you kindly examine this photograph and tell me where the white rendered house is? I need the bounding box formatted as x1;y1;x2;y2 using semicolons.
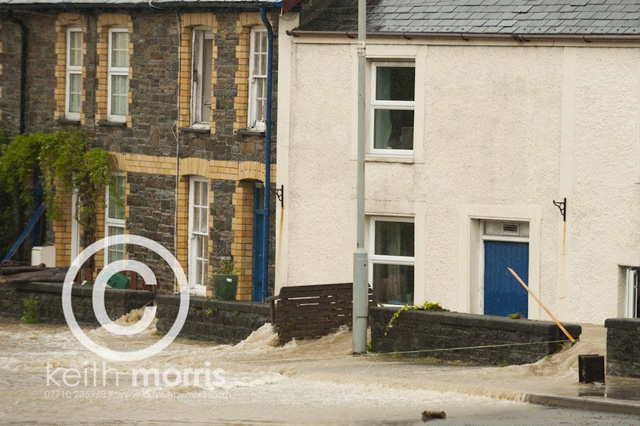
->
276;0;640;324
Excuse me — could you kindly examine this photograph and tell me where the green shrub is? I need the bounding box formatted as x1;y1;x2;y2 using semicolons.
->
21;297;39;324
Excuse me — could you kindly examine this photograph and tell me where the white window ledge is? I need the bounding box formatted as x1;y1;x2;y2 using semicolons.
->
180;126;211;134
365;154;414;164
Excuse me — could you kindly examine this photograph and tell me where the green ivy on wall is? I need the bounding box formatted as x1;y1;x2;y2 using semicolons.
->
0;129;113;258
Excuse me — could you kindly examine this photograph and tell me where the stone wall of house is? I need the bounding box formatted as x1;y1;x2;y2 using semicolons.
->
605;318;640;378
0;281;154;325
0;8;278;298
156;294;270;343
126;172;177;287
0;19;25;136
371;307;582;366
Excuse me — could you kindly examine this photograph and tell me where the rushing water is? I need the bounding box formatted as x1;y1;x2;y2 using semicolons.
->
0;313;636;425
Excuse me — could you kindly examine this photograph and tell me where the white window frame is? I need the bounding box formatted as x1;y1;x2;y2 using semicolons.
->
247;26;268;132
626;267;639;318
105;173;126;265
70;189;80;261
368;216;415;305
65;27;82;121
107;28;129;123
188;177;209;295
370;62;415;157
190;27;213;128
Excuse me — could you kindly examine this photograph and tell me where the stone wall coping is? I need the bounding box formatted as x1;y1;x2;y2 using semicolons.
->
605;318;640;330
156;294;270;315
12;281;154;301
371;306;582;336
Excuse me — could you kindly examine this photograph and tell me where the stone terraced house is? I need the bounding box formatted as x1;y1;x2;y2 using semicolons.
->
276;0;640;324
0;0;300;300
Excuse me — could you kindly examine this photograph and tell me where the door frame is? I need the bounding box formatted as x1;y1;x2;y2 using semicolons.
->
188;176;209;296
460;206;542;320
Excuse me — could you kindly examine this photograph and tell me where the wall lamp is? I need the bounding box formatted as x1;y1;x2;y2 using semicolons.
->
553;197;567;222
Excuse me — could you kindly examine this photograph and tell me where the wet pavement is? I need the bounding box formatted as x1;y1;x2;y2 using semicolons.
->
1;316;640;424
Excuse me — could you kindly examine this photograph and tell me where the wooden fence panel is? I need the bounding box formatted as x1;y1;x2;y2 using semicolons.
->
272;283;375;343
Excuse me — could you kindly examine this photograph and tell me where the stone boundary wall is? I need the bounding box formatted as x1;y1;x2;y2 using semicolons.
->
605;318;640;378
371;307;582;366
0;281;154;325
156;295;270;344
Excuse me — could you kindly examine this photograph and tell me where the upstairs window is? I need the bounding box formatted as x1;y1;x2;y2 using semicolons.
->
105;174;126;265
248;27;268;131
65;28;82;120
191;27;213;127
371;63;415;155
107;28;129;122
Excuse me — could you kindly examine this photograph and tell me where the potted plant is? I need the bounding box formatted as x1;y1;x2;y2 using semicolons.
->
211;257;239;300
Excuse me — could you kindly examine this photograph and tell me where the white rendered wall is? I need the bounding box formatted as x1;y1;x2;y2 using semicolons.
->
277;37;640;324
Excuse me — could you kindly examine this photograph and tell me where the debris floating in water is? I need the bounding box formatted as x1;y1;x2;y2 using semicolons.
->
422;410;446;422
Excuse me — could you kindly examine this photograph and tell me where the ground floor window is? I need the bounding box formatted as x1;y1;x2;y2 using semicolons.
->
369;216;414;305
189;177;209;294
105;174;126;265
625;267;639;318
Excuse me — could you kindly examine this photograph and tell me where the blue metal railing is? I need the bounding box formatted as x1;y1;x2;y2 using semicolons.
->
1;203;46;266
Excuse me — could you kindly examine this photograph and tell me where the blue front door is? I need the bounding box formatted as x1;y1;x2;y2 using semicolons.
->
252;185;266;302
484;241;529;317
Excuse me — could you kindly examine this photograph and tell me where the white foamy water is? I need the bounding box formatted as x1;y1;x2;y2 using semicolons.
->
0;314;635;425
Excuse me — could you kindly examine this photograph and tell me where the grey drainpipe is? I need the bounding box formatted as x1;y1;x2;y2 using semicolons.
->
260;6;274;303
6;12;28;134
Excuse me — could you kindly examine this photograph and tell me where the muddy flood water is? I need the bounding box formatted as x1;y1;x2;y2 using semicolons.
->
0;312;638;425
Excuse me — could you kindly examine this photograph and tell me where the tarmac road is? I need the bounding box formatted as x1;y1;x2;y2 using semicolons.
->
1;319;640;425
419;404;640;426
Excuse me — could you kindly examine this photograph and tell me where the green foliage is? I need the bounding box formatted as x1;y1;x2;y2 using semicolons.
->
0;128;19;256
508;312;523;319
0;129;112;251
21;297;39;324
215;257;239;275
1;131;42;204
385;301;448;336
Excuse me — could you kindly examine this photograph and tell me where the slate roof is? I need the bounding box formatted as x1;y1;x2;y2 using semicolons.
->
299;0;640;35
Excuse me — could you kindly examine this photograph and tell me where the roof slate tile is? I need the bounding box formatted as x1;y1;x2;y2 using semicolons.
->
299;0;640;36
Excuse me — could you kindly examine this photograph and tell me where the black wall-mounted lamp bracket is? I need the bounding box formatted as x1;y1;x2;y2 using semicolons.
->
275;185;284;208
553;197;567;222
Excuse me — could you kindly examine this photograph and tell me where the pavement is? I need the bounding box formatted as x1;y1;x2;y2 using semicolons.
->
398;323;640;416
514;323;640;416
248;322;640;417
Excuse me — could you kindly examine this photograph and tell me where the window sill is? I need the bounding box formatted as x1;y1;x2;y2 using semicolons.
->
58;118;81;125
179;126;211;134
365;154;414;164
98;120;127;127
236;129;265;137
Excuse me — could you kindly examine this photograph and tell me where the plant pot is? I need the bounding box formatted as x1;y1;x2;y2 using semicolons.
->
213;274;238;300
